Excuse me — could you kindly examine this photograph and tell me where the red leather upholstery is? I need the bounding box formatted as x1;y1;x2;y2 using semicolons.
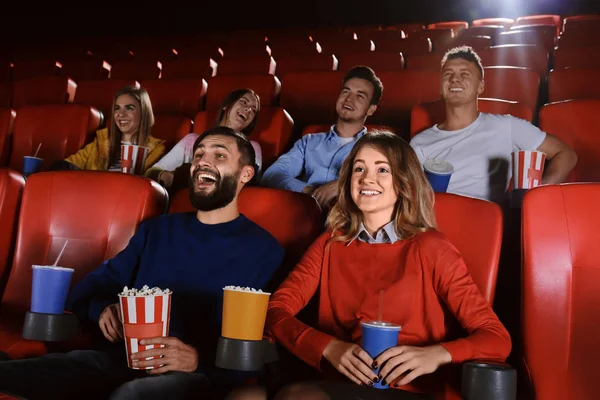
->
8;104;102;172
405;52;443;69
74;79;139;120
539;99;600;183
141;78;207;117
61;59;111;82
497;29;556;53
410;98;533;137
268;34;318;57
12;77;76;109
548;68;600;103
0;108;16;166
374;37;432;56
152;115;193;151
0;171;168;359
562;14;600;32
478;45;549;78
0;83;11;109
427;21;469;33
459;26;506;44
205;74;281;110
280;71;345;128
169;186;323;273
553;46;600;69
339;52;405;72
438;35;492;53
194;107;293;168
109;60;161;81
275;54;338;77
0;168;25;294
522;183;600;399
317;35;374;56
434;193;503;303
161;58;214;80
482;66;540;114
217;55;276;76
557;30;600;48
375;70;442;136
472;18;514;28
11;60;61;81
515;14;561;36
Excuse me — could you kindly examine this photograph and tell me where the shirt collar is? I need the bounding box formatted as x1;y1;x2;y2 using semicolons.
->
346;221;400;246
326;125;367;142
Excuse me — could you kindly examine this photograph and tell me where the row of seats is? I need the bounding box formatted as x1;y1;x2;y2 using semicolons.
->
3;37;598;83
0;97;598;186
0;169;598;398
4;14;597;64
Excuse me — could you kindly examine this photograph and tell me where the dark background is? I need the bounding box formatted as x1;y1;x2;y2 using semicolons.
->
1;0;599;39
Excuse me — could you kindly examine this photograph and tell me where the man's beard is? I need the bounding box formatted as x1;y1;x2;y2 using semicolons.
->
188;166;240;212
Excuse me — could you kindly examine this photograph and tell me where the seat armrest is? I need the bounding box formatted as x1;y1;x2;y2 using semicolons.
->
462;360;517;400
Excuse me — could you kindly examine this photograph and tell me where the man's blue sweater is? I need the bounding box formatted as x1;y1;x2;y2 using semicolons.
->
67;212;284;371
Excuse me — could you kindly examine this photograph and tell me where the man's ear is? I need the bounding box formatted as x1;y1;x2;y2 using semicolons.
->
367;104;377;117
240;165;255;184
478;80;485;95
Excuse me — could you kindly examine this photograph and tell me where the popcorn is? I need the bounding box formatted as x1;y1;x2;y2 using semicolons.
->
120;285;172;296
223;285;264;293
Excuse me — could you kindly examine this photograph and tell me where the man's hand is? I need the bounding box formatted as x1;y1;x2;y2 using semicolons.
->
375;344;452;387
98;303;123;343
311;181;339;209
131;337;199;375
158;171;175;188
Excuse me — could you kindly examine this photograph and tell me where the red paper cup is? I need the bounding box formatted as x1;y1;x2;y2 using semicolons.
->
118;293;172;370
121;144;149;175
511;150;546;190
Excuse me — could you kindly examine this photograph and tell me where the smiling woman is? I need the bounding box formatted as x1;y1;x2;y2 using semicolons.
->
254;130;511;400
144;88;263;192
49;86;166;174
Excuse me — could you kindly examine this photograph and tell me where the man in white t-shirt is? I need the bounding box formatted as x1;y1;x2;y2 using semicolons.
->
410;46;577;203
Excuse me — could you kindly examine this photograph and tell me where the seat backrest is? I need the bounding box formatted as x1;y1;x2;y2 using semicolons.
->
161;58;214;80
515;14;561;36
553;46;600;69
548;68;600;103
61;59;111;82
460;26;506;43
522;183;600;400
0;171;168;324
427;21;469;32
109;60;161;81
439;35;492;52
434;192;502;303
280;71;345;127
0;83;12;109
375;70;441;136
12;77;77;109
539;99;600;183
12;60;61;81
194;106;293;168
410;98;533;137
141;78;207;118
205;74;281;110
562;15;600;32
152;115;193;151
275;54;338;78
374;37;432;56
472;18;514;28
497;29;556;53
169;186;323;288
0;108;16;165
9;104;102;172
478;45;549;77
405;52;442;69
217;55;276;76
339;52;405;72
0;168;25;294
74;79;139;119
482;66;540;113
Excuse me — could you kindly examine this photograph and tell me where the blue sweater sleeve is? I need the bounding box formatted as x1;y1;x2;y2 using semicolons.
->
260;136;309;192
67;221;149;323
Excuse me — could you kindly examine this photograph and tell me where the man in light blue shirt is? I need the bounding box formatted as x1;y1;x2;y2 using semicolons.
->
261;66;384;209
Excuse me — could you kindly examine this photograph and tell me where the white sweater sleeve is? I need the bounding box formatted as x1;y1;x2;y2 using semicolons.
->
151;133;199;172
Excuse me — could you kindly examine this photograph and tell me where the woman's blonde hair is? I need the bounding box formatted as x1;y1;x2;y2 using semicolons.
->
326;130;437;242
108;86;155;165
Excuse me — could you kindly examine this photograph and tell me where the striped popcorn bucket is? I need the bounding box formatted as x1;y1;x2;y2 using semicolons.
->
121;144;149;175
511;150;546;190
118;293;172;370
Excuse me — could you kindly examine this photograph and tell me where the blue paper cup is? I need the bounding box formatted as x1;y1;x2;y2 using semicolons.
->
424;159;454;193
23;156;43;177
31;265;75;315
361;321;402;389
